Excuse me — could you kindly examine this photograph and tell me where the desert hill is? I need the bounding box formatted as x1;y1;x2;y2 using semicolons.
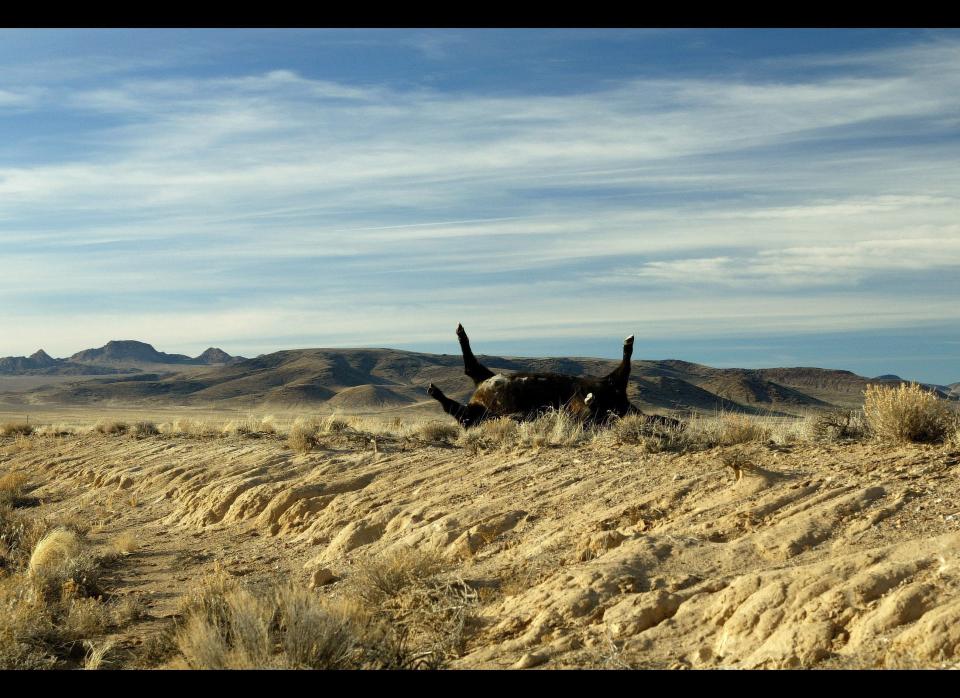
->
4;343;953;415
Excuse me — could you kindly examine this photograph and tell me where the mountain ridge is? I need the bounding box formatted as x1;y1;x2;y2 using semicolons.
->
0;341;243;375
3;344;955;415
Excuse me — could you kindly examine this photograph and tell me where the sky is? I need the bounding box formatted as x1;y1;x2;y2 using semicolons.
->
1;29;959;384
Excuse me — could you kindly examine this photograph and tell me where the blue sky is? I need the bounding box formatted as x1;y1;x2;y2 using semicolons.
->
1;29;959;383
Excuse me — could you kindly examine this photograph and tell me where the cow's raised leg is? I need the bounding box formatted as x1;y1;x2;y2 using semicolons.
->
427;383;486;428
457;323;495;384
606;334;634;386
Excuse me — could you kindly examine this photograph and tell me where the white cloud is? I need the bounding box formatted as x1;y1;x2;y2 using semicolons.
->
2;36;960;359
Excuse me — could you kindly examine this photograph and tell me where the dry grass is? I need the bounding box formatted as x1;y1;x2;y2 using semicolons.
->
607;414;687;453
807;410;869;443
110;532;139;556
172;569;411;669
413;421;461;445
33;424;76;437
864;383;956;444
350;547;451;606
83;638;115;670
516;408;592;448
93;419;128;435
0;470;29;507
159;418;220;438
288;417;321;454
28;528;84;577
0;510;133;668
654;411;768;449
0;422;34;437
130;421;159;437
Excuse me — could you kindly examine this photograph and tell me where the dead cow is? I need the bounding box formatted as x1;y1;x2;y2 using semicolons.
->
427;324;681;429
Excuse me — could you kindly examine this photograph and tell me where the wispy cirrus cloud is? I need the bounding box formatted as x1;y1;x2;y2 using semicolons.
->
0;31;958;381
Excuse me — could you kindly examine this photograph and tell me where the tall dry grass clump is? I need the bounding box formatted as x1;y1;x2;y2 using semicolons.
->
683;411;771;448
28;527;83;577
348;547;476;665
160;418;219;438
0;509;133;668
0;470;29;507
33;423;75;437
516;408;591;448
0;422;33;437
456;417;519;453
350;547;451;606
607;413;688;453
864;382;956;444
130;421;159;437
413;420;461;445
288;417;321;454
173;569;412;669
94;420;128;435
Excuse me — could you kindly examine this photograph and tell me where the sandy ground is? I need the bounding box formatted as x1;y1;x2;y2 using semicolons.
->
3;427;960;669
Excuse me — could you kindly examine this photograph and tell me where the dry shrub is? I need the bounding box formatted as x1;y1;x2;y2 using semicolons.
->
1;504;51;570
161;418;219;438
808;410;868;443
455;417;520;453
608;414;687;453
130;421;159;437
259;415;278;435
348;547;475;666
173;570;404;669
864;383;956;444
321;415;352;434
0;422;33;437
83;639;115;670
94;420;128;435
33;424;75;437
220;419;252;437
517;408;591;448
414;421;461;445
28;528;83;576
28;528;102;601
274;587;359;669
350;547;451;607
0;471;29;507
110;532;139;556
0;519;114;668
681;411;770;448
288;418;321;454
111;594;147;626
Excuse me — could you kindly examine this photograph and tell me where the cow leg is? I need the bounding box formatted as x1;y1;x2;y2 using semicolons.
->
456;323;495;384
427;383;485;427
606;334;634;386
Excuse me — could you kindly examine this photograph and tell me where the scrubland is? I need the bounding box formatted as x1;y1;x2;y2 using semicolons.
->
2;383;959;669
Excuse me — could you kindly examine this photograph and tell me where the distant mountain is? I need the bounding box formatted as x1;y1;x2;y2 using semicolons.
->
0;349;134;376
7;346;953;415
872;374;903;381
0;341;243;376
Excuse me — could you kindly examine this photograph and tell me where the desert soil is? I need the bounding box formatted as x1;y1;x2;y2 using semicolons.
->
4;429;960;669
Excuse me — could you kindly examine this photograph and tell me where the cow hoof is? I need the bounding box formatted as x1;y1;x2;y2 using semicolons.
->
456;323;466;338
584;392;594;406
427;382;438;397
624;335;634;346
